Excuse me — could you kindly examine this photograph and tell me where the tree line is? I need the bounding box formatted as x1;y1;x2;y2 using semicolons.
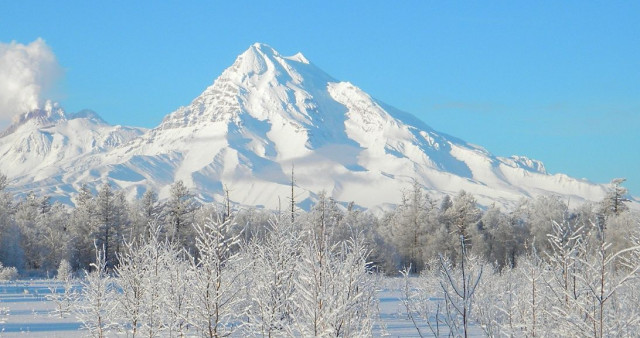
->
0;174;635;277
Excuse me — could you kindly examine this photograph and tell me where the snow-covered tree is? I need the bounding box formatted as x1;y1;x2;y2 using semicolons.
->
243;217;300;336
162;241;192;337
293;221;378;336
437;238;483;338
0;262;18;281
113;223;180;337
56;259;73;281
303;191;342;244
566;220;640;337
478;205;524;270
75;245;115;338
38;203;72;273
600;178;630;217
447;191;481;245
187;214;245;337
165;180;198;250
522;195;569;255
0;175;22;271
70;184;97;270
48;259;77;318
95;183;123;269
130;189;161;241
14;192;44;270
388;181;435;273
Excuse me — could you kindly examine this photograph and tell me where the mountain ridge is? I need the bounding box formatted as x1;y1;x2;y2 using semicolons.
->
0;43;629;211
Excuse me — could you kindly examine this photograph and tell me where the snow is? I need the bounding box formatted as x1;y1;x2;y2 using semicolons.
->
0;281;83;337
0;42;626;212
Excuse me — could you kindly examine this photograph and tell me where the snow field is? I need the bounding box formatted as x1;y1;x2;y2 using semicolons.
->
0;280;82;337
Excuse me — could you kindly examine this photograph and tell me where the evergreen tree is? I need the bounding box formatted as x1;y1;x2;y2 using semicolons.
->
600;178;630;217
165;180;197;249
130;189;160;241
70;184;97;270
0;174;22;270
390;181;434;273
96;183;118;269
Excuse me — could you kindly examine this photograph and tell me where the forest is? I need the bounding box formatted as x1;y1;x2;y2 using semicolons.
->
0;174;638;336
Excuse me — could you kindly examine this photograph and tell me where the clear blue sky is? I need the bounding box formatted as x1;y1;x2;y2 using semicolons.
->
1;1;638;197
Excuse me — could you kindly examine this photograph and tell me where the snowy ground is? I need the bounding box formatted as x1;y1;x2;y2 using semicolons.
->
0;281;82;337
0;278;475;337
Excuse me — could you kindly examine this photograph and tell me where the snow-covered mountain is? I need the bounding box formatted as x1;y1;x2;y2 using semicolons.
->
0;101;145;203
0;43;617;210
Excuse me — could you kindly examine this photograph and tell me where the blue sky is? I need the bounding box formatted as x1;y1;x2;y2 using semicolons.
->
1;1;638;196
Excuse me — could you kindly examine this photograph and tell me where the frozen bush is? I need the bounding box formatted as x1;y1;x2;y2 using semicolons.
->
0;262;18;281
56;259;73;281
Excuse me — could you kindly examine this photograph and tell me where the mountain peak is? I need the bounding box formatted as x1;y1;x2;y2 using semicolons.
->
158;42;334;130
1;101;67;137
230;43;284;77
229;43;312;77
69;109;107;124
249;42;278;55
14;100;66;124
245;43;310;64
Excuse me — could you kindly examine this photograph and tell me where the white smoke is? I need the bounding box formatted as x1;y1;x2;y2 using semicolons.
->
0;38;62;124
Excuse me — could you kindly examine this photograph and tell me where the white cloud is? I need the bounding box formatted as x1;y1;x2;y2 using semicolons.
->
0;38;63;123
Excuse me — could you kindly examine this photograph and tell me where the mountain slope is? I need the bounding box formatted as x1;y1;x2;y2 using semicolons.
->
0;44;614;210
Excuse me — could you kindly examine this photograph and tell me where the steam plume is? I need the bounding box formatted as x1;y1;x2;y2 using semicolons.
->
0;38;62;124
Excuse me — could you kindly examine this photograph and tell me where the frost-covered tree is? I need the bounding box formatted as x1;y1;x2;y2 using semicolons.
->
187;214;244;337
12;192;69;272
107;221;191;337
75;245;115;338
438;238;483;337
306;191;343;243
243;218;300;336
95;183;119;269
56;259;73;281
38;203;72;272
441;191;481;264
233;207;273;243
388;181;434;273
165;180;198;250
473;246;550;336
14;192;44;270
130;189;161;241
0;173;12;244
113;238;148;336
113;223;182;337
447;191;481;244
293;221;377;336
478;205;524;270
162;241;192;337
600;178;630;217
545;219;584;312
520;195;569;255
48;259;77;318
470;212;640;337
70;184;97;270
112;191;130;263
566;219;640;337
0;262;18;281
0;176;22;271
